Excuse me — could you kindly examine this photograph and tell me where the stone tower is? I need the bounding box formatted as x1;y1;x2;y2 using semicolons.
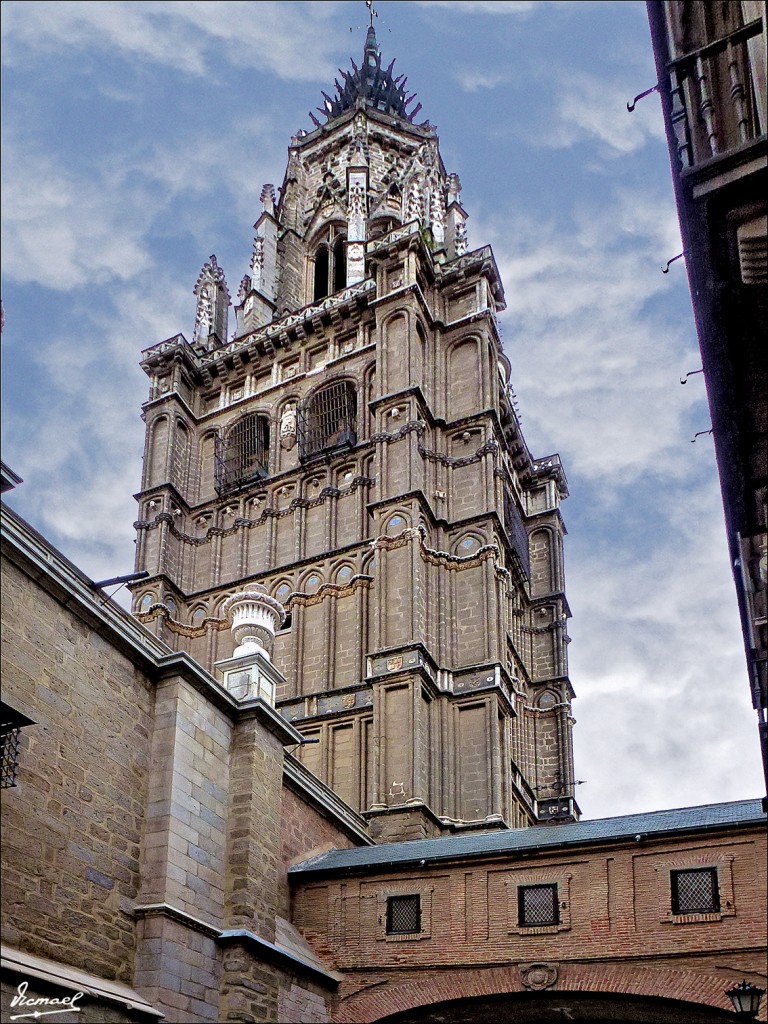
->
132;25;577;839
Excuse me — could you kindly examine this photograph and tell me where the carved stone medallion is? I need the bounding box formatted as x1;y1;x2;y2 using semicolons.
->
519;962;558;991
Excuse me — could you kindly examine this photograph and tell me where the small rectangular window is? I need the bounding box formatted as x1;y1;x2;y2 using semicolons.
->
386;895;421;935
518;883;559;927
671;868;720;914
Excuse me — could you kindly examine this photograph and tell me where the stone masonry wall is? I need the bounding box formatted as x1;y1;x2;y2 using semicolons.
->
1;557;153;985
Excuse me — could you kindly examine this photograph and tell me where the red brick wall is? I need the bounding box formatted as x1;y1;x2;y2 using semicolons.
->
291;826;768;1022
279;784;360;921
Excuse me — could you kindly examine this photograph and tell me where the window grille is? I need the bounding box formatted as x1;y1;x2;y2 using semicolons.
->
518;883;559;927
1;702;35;789
671;868;720;914
215;414;269;496
504;489;531;580
386;895;421;934
298;382;357;461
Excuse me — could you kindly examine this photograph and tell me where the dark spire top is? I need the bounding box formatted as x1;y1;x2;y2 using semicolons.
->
308;24;422;128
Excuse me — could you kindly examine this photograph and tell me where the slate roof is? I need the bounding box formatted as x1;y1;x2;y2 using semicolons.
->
289;799;765;877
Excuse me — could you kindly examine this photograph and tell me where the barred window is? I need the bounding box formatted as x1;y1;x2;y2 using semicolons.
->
386;895;420;935
215;414;270;495
518;883;559;927
671;868;720;914
298;382;357;461
1;702;35;789
503;489;530;580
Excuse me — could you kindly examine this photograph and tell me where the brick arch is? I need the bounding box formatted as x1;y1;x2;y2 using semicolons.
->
332;963;738;1023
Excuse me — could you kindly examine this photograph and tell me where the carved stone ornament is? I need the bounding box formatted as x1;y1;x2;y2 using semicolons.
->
455;219;468;256
221;586;285;660
348;181;367;221
280;403;297;450
250;235;264;276
519;963;558;991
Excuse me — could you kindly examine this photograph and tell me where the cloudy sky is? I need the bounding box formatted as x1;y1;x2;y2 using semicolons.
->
2;0;763;820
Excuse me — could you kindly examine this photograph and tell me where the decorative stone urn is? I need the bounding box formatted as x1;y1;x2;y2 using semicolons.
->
221;585;285;661
216;586;287;706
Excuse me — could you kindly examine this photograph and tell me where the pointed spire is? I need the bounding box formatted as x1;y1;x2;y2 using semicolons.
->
310;18;422;126
193;255;230;349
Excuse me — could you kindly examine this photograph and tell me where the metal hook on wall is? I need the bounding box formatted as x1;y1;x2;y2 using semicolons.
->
680;368;704;384
691;429;714;443
662;251;686;273
627;84;659;112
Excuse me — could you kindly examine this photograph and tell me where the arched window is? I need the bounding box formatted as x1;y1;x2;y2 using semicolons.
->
311;227;347;301
297;381;357;461
215;413;270;495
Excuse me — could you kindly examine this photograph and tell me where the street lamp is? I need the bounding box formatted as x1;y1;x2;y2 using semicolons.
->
726;981;765;1018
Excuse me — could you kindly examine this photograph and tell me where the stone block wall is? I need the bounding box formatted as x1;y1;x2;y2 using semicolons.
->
1;558;153;985
2;506;370;1024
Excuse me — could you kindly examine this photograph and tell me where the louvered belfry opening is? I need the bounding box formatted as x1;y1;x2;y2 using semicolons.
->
518;883;559;927
298;381;357;461
215;414;269;496
671;868;720;914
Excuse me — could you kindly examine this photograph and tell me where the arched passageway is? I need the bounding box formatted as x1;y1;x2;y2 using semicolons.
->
373;991;739;1023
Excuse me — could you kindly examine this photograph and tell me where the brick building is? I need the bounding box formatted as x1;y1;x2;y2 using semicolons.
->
2;20;767;1024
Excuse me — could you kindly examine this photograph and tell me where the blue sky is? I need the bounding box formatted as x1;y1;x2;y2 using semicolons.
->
2;0;763;819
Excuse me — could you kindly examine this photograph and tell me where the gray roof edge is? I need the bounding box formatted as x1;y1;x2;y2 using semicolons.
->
289;798;766;877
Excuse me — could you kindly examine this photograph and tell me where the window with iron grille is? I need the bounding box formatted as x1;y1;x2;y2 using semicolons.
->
518;883;559;927
298;382;357;461
214;414;270;495
671;868;720;914
503;489;531;580
386;895;421;935
1;702;35;789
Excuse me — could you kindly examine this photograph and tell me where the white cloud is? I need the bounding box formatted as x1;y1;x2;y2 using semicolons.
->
415;1;537;12
1;271;191;590
1;149;155;290
546;70;666;157
455;69;511;93
481;189;697;486
1;1;345;81
571;481;764;816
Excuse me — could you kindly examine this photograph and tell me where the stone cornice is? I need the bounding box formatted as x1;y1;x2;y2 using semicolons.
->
132;902;220;938
283;753;374;846
218;929;342;988
131;905;344;987
214;278;376;366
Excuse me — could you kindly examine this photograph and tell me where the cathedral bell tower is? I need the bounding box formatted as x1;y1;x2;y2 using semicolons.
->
132;23;577;840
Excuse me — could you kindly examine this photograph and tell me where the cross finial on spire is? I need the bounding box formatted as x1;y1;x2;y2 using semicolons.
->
366;1;377;28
